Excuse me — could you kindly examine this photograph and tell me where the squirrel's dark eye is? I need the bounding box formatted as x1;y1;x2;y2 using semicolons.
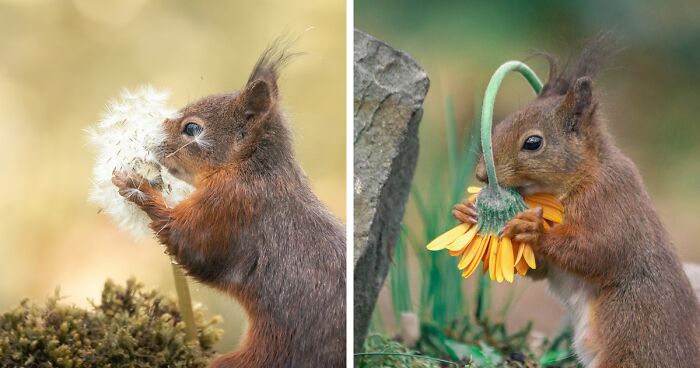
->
183;122;203;137
522;135;543;151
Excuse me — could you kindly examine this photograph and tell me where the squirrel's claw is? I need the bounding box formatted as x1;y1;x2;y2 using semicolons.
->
503;207;544;245
453;200;478;224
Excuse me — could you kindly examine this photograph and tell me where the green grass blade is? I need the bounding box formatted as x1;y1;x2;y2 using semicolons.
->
444;95;459;185
390;235;413;325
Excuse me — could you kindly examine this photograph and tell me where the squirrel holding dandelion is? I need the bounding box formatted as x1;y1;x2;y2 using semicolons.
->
111;45;346;367
452;36;700;367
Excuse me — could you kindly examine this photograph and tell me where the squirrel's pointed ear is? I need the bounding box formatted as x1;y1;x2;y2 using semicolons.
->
562;77;593;131
243;79;273;120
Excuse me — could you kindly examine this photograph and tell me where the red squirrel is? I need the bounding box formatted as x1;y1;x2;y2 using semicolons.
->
112;45;346;367
453;37;700;367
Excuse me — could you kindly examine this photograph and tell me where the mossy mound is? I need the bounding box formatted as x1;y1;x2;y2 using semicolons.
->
0;278;223;368
358;331;580;368
358;334;442;368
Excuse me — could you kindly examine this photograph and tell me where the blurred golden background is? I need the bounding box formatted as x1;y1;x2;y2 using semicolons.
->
0;0;345;352
357;0;700;339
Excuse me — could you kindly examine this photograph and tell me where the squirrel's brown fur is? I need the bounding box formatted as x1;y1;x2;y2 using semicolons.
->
457;34;700;367
113;44;345;367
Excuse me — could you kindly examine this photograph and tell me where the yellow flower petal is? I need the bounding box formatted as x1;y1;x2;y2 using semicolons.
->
482;235;491;276
525;193;564;212
515;257;529;276
467;186;483;194
542;208;563;224
525;200;563;224
500;237;515;283
523;244;537;269
446;225;478;251
495;238;504;283
524;199;554;212
462;235;488;278
514;242;525;265
457;235;482;270
488;235;498;281
427;223;471;251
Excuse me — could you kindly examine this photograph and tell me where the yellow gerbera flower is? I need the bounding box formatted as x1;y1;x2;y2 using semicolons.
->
427;186;564;283
427;60;565;283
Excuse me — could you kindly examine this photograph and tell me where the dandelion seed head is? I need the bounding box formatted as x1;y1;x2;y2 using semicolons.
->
88;85;193;238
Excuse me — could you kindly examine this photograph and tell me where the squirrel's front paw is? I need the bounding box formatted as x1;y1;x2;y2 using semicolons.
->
452;199;478;224
112;171;156;207
502;207;545;246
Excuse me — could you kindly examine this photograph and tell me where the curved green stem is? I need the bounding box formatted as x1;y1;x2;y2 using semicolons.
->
480;61;543;189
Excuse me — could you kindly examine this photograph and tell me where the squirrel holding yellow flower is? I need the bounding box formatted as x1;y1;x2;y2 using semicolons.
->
111;46;345;367
453;37;700;367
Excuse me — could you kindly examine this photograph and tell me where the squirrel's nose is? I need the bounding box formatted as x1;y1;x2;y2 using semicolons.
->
475;157;488;183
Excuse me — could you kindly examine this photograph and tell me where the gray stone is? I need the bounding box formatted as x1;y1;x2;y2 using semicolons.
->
353;29;429;351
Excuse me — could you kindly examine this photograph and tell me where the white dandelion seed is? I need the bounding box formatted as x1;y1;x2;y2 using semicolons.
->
87;85;194;238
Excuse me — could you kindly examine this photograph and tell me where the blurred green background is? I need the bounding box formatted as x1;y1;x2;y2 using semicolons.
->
357;0;700;340
0;0;345;353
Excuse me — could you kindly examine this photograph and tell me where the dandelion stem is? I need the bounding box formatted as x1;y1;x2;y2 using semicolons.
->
354;352;459;366
171;262;198;343
480;61;543;189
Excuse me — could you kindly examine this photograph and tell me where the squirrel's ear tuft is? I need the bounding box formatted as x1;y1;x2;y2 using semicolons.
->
562;76;593;131
241;39;301;120
243;79;273;120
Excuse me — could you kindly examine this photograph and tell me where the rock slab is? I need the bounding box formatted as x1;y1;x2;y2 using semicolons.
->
353;29;429;351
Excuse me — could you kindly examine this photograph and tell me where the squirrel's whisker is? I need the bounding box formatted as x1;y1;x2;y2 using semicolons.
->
193;134;213;149
166;140;196;158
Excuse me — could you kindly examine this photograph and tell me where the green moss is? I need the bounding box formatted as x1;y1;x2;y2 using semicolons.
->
357;334;443;368
359;323;581;368
0;278;223;368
